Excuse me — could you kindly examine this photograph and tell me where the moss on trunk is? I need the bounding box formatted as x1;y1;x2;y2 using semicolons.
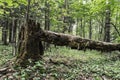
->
16;20;44;67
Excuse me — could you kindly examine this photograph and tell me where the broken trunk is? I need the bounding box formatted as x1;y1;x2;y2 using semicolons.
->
16;20;44;67
36;29;120;52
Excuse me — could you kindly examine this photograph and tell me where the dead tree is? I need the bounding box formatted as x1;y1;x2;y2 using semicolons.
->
16;20;120;67
16;20;44;67
36;28;120;52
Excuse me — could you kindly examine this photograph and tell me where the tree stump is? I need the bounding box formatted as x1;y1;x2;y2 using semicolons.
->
16;20;44;67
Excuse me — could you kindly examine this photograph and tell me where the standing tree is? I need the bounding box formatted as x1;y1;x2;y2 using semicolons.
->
44;0;50;50
89;17;92;39
2;18;8;45
104;0;111;42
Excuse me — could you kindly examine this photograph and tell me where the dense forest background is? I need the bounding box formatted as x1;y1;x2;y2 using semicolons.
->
0;0;120;80
0;0;120;45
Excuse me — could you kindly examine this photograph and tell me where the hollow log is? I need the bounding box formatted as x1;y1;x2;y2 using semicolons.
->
36;30;120;52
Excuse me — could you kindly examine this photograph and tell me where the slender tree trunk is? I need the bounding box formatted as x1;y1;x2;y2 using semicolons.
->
26;0;30;23
68;23;73;33
83;16;85;38
72;19;77;35
89;17;92;39
2;20;8;45
45;1;50;30
63;0;69;33
8;21;12;43
104;10;111;42
80;18;83;37
44;0;50;50
104;1;111;42
98;17;104;41
11;18;17;43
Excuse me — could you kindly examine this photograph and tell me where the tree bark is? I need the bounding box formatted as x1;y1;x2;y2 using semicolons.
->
89;17;92;39
16;20;44;67
83;16;85;38
44;0;50;50
104;1;111;42
2;20;8;45
45;1;50;30
104;9;111;42
80;18;83;37
8;21;12;43
11;18;17;43
36;29;120;52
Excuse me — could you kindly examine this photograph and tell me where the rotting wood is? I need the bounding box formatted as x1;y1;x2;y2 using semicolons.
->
36;29;120;52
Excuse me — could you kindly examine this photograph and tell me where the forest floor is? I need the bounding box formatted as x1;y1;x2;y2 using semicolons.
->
0;45;120;80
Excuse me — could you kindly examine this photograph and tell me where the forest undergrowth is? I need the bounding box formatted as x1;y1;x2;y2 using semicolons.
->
0;45;120;80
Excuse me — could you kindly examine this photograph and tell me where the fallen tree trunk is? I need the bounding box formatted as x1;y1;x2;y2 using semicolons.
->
36;29;120;52
16;20;120;67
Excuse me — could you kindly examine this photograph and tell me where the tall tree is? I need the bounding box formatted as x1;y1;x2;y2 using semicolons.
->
63;0;69;33
2;12;8;45
44;0;50;50
2;19;8;45
104;0;111;42
11;18;17;43
45;0;50;30
89;17;92;39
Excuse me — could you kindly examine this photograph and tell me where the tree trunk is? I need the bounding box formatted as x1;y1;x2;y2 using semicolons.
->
8;21;12;43
72;19;77;35
45;1;50;30
98;17;104;41
16;20;44;67
80;18;83;37
36;29;120;52
2;20;8;45
62;0;69;33
104;1;111;42
104;10;111;42
11;18;17;43
83;16;85;38
44;0;50;50
89;17;92;39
